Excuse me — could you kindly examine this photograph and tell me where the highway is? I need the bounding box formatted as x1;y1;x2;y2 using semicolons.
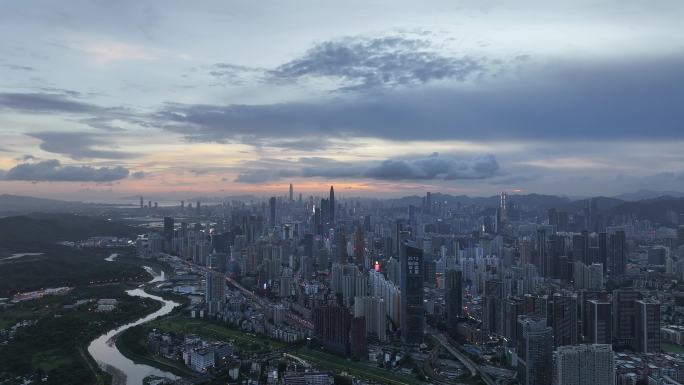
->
176;256;314;330
174;255;495;383
428;328;497;385
225;275;314;330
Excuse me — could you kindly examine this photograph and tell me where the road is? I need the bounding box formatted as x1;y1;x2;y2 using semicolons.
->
423;346;453;385
176;257;314;330
225;276;314;330
428;329;497;385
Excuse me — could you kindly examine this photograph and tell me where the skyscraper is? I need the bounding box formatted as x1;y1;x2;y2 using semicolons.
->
598;232;608;273
400;241;424;345
572;233;586;264
536;229;548;277
163;216;174;252
320;198;329;224
329;186;335;223
503;298;526;341
612;289;642;349
289;183;294;202
205;271;225;314
548;208;558;227
635;299;661;352
554;344;614;385
517;316;553;385
163;216;174;240
350;316;367;359
585;300;612;344
483;279;503;336
425;191;432;214
353;296;387;342
444;268;463;333
313;305;352;357
610;229;626;276
269;196;276;226
353;225;365;266
336;230;347;265
581;230;590;265
551;293;578;347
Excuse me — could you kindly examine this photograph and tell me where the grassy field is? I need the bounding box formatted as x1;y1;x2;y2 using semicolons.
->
0;246;152;297
116;325;197;377
114;315;289;380
293;348;425;385
0;214;173;385
150;316;287;354
0;284;160;385
0;213;139;257
663;343;684;354
142;315;425;385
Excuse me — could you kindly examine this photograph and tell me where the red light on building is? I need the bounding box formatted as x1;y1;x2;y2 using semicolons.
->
374;261;380;272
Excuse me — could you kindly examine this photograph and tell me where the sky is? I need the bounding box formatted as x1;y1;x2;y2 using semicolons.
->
0;0;683;201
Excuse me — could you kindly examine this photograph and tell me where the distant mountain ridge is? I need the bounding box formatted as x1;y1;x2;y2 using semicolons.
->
0;194;90;216
3;191;684;225
389;192;573;210
607;196;684;225
612;189;684;201
0;213;140;255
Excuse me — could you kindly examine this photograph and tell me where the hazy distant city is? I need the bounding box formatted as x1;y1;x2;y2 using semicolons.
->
1;1;684;385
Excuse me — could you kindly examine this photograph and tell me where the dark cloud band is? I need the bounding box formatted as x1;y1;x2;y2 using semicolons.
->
161;55;684;143
4;160;130;182
234;153;499;183
27;131;138;160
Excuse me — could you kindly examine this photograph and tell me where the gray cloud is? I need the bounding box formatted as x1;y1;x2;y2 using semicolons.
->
270;36;488;90
0;93;136;134
160;56;684;143
77;118;126;132
235;153;499;183
489;174;541;185
260;137;336;151
301;166;366;179
234;169;300;184
0;93;102;114
364;153;499;180
616;171;684;185
131;171;146;179
4;159;129;182
38;88;85;98
2;63;35;71
27;131;138;160
209;63;267;86
231;135;338;151
15;154;37;162
208;35;508;92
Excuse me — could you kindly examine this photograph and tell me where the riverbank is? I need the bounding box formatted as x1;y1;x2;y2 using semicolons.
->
87;277;181;385
0;284;160;385
116;324;197;377
124;314;428;385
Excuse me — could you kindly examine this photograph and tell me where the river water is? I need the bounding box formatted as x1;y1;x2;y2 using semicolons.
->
87;268;180;385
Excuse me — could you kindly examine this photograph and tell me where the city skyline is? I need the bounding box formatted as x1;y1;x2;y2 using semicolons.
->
1;0;683;201
3;3;684;384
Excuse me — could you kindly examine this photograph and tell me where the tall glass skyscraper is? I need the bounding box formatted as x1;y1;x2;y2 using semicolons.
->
400;241;424;345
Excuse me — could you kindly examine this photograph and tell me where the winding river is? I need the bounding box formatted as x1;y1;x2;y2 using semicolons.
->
87;267;180;385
